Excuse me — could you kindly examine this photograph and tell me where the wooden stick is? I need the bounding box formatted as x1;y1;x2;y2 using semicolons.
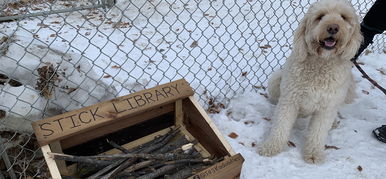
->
136;164;184;179
101;128;181;179
131;127;177;153
115;160;157;177
49;153;112;166
50;152;194;161
164;158;214;165
86;159;125;179
106;139;130;153
353;61;386;95
153;135;189;154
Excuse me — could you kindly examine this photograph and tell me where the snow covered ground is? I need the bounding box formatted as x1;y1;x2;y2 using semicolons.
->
211;53;386;178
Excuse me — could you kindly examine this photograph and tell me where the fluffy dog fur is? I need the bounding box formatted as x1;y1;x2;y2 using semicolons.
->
258;0;362;164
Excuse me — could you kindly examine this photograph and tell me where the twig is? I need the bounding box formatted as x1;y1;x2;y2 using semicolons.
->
106;139;130;153
353;61;386;95
116;160;157;177
136;164;185;179
153;135;189;154
86;159;125;179
50;153;112;166
164;158;214;165
101;128;180;179
142;127;180;153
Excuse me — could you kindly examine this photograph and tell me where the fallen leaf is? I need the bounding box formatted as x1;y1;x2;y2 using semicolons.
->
111;65;121;69
364;49;372;55
262;117;271;121
260;44;272;49
190;41;198;48
259;93;268;98
228;132;238;139
253;85;266;90
76;65;81;73
103;75;112;78
361;90;369;95
287;141;296;147
357;165;363;172
67;88;77;94
0;110;5;118
37;23;48;28
244;120;255;125
50;34;56;37
325;145;340;150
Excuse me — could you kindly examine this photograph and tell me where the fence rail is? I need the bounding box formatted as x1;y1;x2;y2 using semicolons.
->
0;0;384;178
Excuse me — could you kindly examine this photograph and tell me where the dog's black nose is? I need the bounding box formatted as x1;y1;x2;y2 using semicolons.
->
327;24;339;34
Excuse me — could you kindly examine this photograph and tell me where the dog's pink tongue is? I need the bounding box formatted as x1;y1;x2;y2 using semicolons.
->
324;40;336;47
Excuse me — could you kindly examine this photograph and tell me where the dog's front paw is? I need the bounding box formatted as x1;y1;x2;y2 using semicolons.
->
258;141;285;156
303;150;325;164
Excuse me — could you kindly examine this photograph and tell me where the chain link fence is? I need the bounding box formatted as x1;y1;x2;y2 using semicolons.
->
0;0;384;178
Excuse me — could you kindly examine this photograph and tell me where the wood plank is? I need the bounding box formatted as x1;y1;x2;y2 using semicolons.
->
182;97;234;157
41;145;62;179
175;100;183;126
49;141;68;175
61;103;174;149
188;96;235;155
32;79;194;146
188;153;244;179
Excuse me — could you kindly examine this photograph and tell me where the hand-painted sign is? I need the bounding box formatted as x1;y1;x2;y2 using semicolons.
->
32;79;194;146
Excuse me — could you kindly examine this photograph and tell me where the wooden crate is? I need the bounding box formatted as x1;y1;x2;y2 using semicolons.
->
32;79;244;179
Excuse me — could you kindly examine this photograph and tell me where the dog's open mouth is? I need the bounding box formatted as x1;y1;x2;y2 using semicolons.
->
320;37;337;50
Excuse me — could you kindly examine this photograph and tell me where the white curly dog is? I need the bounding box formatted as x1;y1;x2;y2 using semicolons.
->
258;0;362;164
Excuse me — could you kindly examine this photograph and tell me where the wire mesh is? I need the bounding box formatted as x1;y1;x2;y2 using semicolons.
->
0;0;384;178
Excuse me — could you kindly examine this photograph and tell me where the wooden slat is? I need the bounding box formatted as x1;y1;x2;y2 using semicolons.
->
49;141;68;175
41;145;62;179
182;97;234;157
175;100;183;126
32;79;194;146
188;153;244;179
175;99;211;157
60;103;174;149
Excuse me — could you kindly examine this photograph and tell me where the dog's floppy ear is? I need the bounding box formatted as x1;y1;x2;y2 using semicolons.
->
341;16;363;60
293;16;308;59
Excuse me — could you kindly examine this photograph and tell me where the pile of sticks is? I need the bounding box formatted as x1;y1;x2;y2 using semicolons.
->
50;128;220;179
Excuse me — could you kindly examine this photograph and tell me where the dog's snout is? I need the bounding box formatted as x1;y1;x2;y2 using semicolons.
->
327;24;339;34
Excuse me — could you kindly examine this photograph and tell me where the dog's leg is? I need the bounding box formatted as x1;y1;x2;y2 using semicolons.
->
258;102;298;156
267;70;282;105
303;108;337;164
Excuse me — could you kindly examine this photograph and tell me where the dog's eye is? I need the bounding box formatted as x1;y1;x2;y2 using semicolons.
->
316;14;324;21
341;14;347;21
